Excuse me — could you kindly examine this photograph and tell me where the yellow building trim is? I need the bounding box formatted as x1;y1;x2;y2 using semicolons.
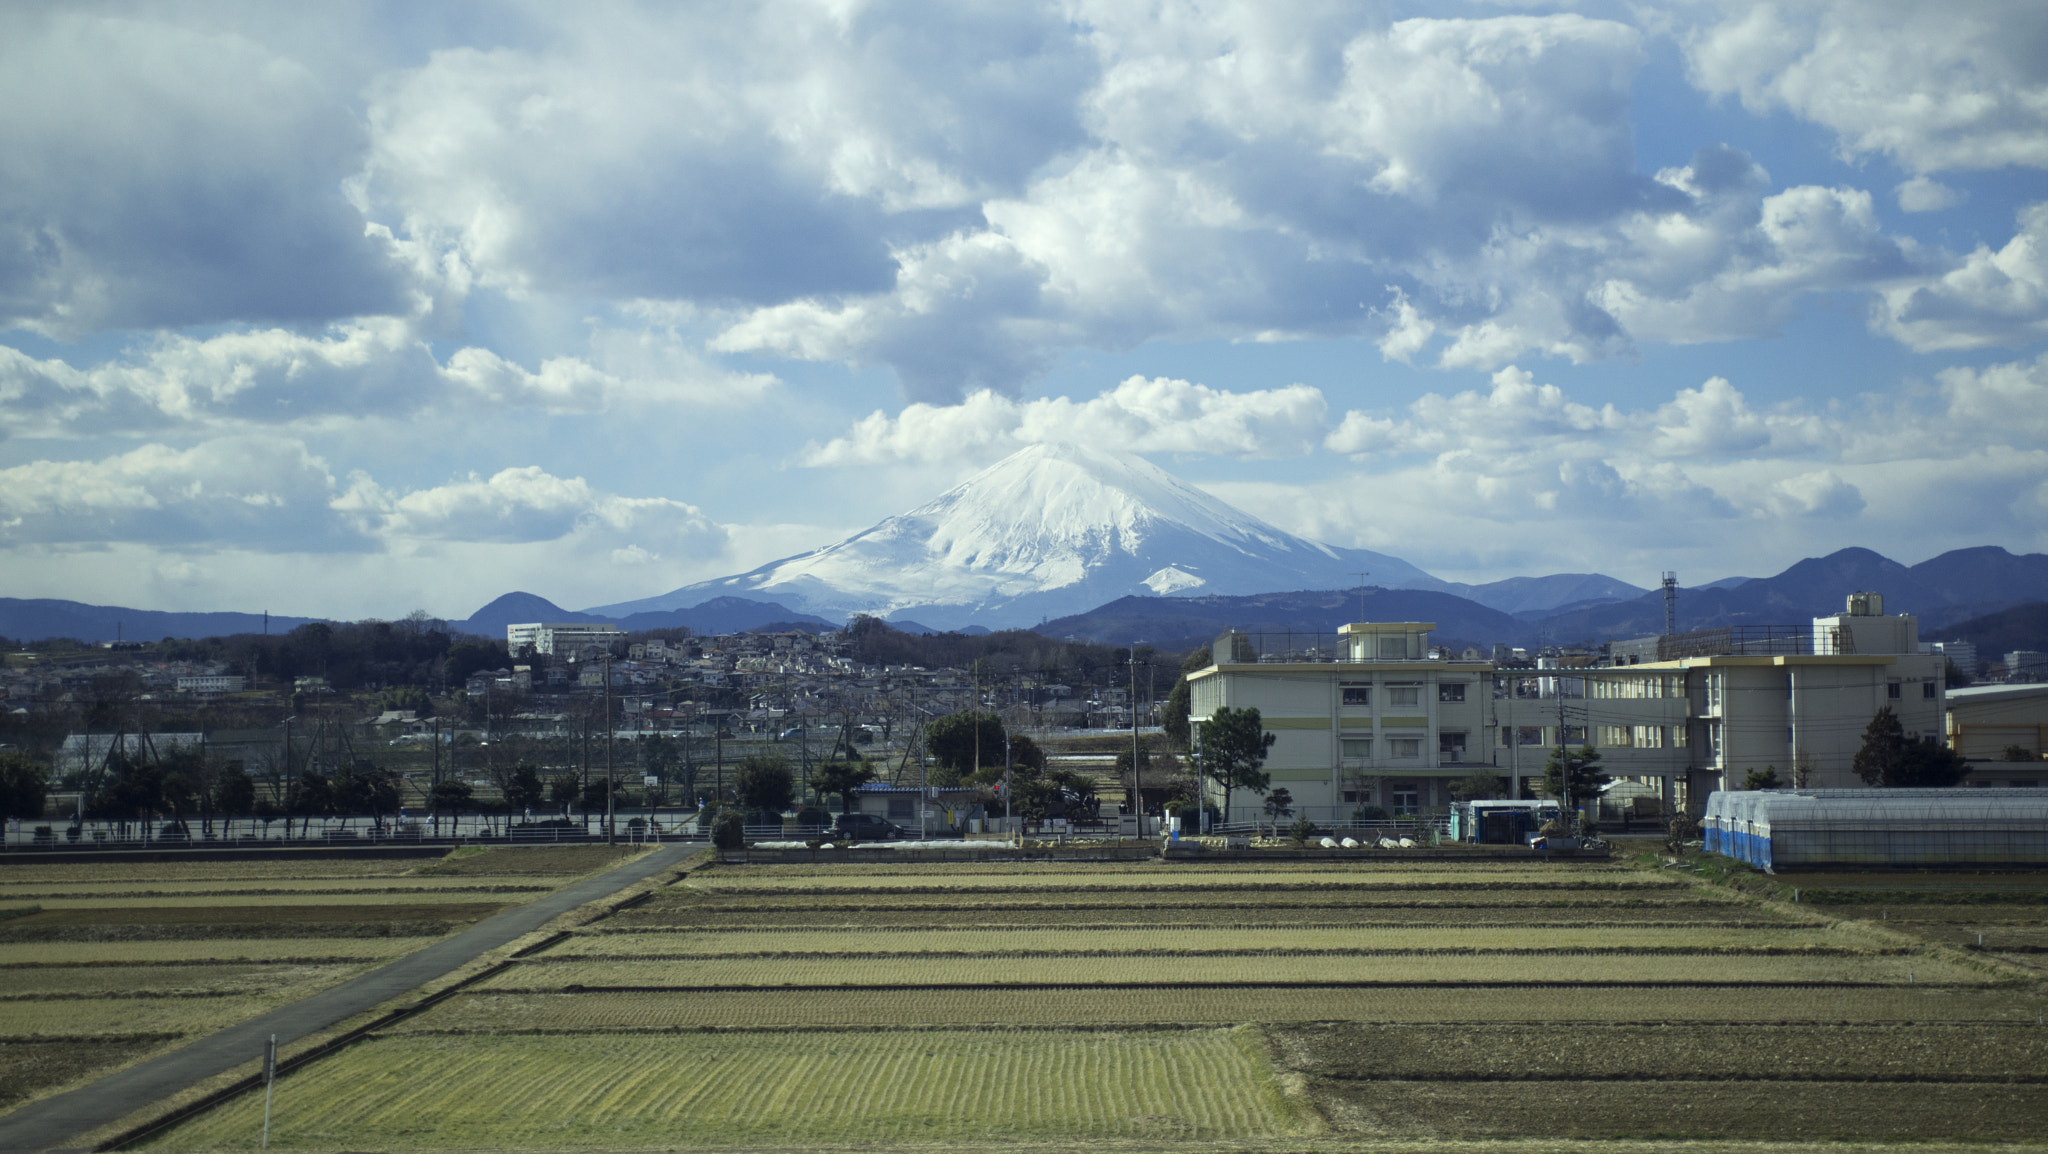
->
1259;716;1333;729
1268;766;1336;781
1379;715;1429;728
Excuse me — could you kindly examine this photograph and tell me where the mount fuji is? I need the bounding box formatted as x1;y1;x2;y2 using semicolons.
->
587;443;1438;631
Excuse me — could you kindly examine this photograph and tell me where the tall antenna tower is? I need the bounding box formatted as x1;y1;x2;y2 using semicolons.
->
1353;571;1371;624
1661;572;1678;636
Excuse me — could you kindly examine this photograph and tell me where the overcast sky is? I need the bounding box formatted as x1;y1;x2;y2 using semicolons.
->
3;0;2046;621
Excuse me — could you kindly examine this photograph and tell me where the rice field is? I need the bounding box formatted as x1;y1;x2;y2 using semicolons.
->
395;982;2048;1033
118;852;2048;1148
145;1028;1313;1150
0;936;441;965
556;923;1868;956
681;867;1687;894
0;994;307;1038
481;950;1975;990
0;845;637;1115
0;880;558;902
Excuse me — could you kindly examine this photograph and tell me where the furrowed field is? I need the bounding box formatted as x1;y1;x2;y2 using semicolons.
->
116;849;2048;1151
0;844;642;1113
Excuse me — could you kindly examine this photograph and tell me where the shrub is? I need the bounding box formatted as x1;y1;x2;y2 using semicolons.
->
794;805;830;828
711;808;745;850
1287;816;1318;844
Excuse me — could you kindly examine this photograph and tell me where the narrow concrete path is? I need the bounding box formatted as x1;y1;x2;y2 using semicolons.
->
2;843;695;1153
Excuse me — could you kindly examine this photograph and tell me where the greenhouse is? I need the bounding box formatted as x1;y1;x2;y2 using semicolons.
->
1703;788;2048;870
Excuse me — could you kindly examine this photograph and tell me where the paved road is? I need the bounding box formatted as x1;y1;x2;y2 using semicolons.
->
2;843;695;1153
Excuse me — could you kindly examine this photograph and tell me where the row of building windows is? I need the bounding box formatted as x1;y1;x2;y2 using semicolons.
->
1340;682;1468;706
1593;724;1689;749
1590;674;1685;700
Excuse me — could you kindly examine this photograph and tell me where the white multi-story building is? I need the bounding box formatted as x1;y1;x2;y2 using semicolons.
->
175;675;245;695
507;622;624;659
1189;594;1952;821
1186;621;1497;821
1580;593;1946;803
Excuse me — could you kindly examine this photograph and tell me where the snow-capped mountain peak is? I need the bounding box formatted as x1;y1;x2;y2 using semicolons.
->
589;442;1434;630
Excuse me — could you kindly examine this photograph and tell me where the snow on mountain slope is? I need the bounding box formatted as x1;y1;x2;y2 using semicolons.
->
588;443;1436;630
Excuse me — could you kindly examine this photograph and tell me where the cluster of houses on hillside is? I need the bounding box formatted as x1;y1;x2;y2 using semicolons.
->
466;623;1134;737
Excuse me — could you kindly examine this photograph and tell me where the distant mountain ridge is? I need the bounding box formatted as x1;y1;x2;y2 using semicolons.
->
1531;546;2048;642
0;599;323;644
457;592;835;639
1038;587;1528;651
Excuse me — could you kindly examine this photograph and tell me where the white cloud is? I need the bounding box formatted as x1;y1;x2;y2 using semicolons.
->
0;11;406;337
715;9;1673;391
1686;1;2048;174
803;375;1328;465
0;438;360;550
338;467;729;567
1938;352;2048;443
1896;177;1965;214
359;5;1091;307
1762;469;1866;519
1877;203;2048;351
0;317;777;438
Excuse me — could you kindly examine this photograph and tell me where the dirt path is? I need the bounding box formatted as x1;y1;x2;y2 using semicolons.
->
0;843;694;1153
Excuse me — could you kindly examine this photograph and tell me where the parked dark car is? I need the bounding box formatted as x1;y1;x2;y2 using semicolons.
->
832;813;911;841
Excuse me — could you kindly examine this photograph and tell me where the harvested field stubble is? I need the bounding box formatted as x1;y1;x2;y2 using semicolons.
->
0;963;353;999
616;901;1767;930
559;925;1863;957
1312;1079;2048;1141
1270;1020;2048;1081
484;950;1980;989
0;994;296;1038
146;1028;1316;1150
396;984;2048;1032
0;903;505;943
1;892;526;911
684;872;1686;895
0;1036;184;1108
0;881;554;902
0;936;440;965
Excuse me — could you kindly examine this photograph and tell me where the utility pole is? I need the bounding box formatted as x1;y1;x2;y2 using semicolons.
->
1128;652;1142;833
604;651;615;845
1557;692;1573;834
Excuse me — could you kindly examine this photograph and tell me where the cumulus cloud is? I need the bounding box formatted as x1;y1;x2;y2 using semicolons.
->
0;11;407;336
338;466;729;562
1896;177;1965;214
716;9;1678;392
359;4;1092;305
0;319;776;438
0;438;361;550
1877;203;2048;351
1228;357;2048;585
0;436;730;574
704;7;2048;393
1686;1;2048;174
803;375;1328;465
1762;469;1867;519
